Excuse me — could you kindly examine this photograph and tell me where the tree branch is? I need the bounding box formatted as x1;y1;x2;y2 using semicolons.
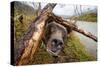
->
14;3;97;66
49;13;97;42
15;3;56;65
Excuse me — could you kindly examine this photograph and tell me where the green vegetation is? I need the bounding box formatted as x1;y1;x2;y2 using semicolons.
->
69;12;97;22
77;12;97;22
13;2;96;65
13;2;38;41
28;32;95;64
64;32;95;61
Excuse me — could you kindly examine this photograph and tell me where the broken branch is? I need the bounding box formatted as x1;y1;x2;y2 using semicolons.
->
15;3;56;65
50;13;97;42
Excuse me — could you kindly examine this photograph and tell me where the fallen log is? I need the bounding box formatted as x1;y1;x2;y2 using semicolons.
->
15;3;56;65
49;13;97;42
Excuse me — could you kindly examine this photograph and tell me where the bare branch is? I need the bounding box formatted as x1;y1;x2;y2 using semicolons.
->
49;13;97;42
15;3;56;65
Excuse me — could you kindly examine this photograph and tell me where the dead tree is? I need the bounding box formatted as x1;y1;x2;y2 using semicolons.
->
15;3;56;65
14;3;97;65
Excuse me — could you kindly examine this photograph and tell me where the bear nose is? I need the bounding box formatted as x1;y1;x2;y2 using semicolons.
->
52;39;63;46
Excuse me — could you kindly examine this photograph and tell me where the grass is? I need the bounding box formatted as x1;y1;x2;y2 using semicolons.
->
14;12;96;65
27;32;95;65
68;12;97;22
14;14;96;65
13;2;96;65
14;11;37;40
63;32;95;61
77;12;97;22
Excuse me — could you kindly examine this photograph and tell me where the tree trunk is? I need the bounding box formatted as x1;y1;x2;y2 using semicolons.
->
15;3;56;65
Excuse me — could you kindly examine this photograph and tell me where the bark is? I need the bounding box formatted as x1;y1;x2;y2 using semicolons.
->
14;3;97;65
49;13;97;42
15;3;56;65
